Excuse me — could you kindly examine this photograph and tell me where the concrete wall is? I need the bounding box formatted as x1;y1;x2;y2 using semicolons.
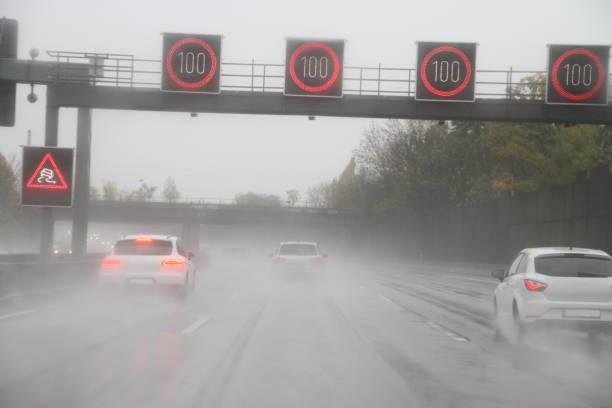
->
414;166;612;263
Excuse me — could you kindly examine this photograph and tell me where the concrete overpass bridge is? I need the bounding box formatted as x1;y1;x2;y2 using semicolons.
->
53;200;366;251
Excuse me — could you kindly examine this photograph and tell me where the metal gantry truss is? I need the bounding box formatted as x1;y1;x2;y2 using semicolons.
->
45;50;583;101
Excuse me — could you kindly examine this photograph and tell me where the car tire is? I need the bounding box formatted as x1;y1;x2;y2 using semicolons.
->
512;300;527;344
493;297;505;342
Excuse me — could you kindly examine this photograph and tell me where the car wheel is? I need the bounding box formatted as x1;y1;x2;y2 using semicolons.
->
512;300;527;344
493;297;505;342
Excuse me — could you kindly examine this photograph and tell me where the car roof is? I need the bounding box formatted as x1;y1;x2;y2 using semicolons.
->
521;247;611;258
121;234;175;241
279;241;318;246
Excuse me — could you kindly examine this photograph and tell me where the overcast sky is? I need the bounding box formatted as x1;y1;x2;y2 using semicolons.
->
2;0;611;200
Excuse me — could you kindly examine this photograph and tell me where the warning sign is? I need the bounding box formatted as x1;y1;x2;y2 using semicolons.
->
25;153;69;189
22;146;74;207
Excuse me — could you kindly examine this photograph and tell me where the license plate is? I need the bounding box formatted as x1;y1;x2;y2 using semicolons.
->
129;278;155;285
564;309;601;318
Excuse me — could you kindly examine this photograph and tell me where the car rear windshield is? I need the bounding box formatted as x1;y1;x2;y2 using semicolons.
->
535;254;612;278
114;239;173;256
279;244;318;256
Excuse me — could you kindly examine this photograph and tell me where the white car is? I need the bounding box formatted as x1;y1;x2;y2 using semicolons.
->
99;235;196;299
271;241;327;270
493;247;612;340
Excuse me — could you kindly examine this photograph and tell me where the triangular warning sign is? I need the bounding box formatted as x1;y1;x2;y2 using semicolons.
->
26;153;69;190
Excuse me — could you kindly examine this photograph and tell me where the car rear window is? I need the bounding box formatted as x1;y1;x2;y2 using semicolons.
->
535;254;612;278
279;244;318;256
114;239;173;256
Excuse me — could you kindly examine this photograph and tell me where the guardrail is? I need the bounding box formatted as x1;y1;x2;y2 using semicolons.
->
87;199;361;216
46;50;612;102
0;254;104;300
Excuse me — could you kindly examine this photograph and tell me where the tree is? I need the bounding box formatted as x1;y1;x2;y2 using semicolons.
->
508;73;546;100
163;177;181;203
235;192;281;207
0;152;19;225
345;117;611;214
285;189;300;207
127;180;157;201
305;182;331;207
89;186;100;200
102;181;119;201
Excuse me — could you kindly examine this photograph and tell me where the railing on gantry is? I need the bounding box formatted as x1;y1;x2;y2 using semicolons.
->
46;50;612;101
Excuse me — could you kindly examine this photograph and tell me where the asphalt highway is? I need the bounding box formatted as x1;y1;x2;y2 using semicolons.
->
1;257;611;408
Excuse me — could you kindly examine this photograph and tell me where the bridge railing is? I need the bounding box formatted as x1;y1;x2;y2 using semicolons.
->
45;50;607;102
88;199;361;216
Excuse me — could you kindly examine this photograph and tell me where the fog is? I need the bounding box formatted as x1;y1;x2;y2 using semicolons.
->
2;225;612;407
3;0;612;406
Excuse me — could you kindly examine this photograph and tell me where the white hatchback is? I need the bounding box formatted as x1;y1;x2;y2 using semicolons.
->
493;247;612;340
99;235;196;299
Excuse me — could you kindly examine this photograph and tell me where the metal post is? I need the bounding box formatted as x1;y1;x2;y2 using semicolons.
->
359;68;363;95
71;108;92;256
40;97;59;256
377;63;381;96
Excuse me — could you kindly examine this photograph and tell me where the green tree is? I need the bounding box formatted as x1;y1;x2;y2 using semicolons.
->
305;182;331;207
89;186;100;200
102;181;119;201
0;152;19;225
285;189;300;207
235;192;281;207
127;180;157;201
508;73;546;100
163;177;181;203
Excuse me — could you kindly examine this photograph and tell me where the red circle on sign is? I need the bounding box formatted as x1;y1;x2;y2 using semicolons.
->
289;42;341;93
551;48;605;101
165;38;218;89
420;46;472;97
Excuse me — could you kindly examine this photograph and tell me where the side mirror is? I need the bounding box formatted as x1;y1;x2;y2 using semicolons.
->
491;268;505;282
323;253;329;258
188;252;195;260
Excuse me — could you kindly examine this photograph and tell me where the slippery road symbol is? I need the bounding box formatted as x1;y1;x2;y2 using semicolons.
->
37;168;57;184
26;153;69;190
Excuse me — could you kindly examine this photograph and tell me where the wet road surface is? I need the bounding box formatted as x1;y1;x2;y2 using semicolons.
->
1;258;611;408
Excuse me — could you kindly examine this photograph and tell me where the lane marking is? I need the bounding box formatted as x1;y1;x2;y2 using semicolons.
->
379;294;394;304
380;293;470;343
0;284;81;302
181;316;211;335
0;307;43;321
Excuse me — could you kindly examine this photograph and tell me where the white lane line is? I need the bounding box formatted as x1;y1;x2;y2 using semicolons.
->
181;316;211;335
379;294;394;304
0;307;43;321
0;285;81;302
380;294;469;343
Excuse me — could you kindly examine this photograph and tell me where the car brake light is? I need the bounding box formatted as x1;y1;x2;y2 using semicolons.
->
101;258;122;269
161;258;187;269
135;238;153;244
524;279;547;292
273;257;286;263
312;256;324;263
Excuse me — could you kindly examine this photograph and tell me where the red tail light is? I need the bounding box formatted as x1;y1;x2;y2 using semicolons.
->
101;258;122;269
312;256;324;263
161;258;187;269
134;238;153;244
273;257;286;263
524;279;547;292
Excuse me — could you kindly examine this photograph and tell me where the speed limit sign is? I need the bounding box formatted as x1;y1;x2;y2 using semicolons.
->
161;33;222;94
416;41;477;102
284;38;345;98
